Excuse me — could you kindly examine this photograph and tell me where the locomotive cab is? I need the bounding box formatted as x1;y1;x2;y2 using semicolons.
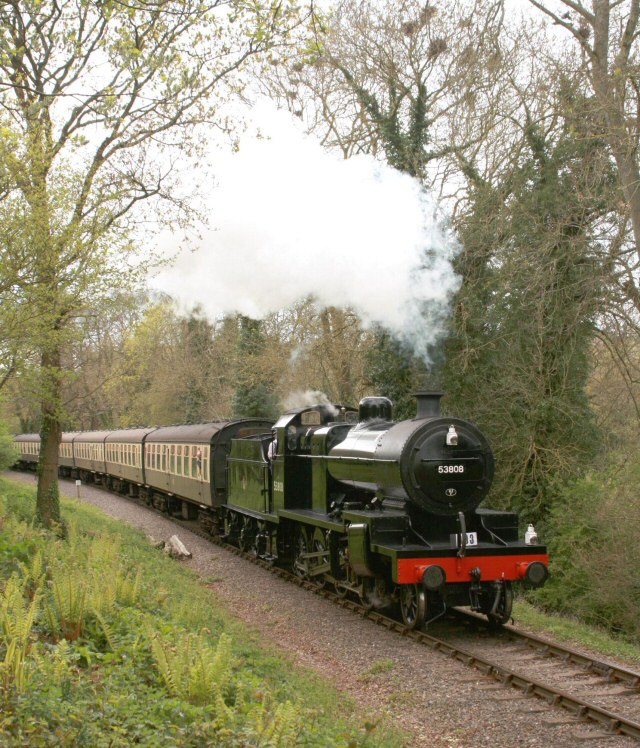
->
227;403;358;517
269;403;357;513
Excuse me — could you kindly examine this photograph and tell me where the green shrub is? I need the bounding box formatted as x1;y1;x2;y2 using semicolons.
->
0;421;18;472
535;461;640;639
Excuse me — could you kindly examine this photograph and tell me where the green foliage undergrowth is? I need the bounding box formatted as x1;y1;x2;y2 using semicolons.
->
531;461;640;642
0;477;403;747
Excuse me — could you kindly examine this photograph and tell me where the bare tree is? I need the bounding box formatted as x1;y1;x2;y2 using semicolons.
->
526;1;640;303
256;0;508;192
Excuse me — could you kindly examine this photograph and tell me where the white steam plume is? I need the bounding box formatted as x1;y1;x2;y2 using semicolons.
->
153;102;460;361
281;390;339;414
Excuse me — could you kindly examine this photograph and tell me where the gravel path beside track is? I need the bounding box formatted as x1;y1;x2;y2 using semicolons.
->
6;471;638;748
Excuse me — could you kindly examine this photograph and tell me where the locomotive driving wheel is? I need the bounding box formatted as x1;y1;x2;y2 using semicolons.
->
309;528;329;588
292;527;310;579
334;544;353;598
399;584;426;629
238;516;257;554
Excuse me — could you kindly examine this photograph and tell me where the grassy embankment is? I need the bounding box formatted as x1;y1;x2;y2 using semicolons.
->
0;476;406;747
513;599;640;666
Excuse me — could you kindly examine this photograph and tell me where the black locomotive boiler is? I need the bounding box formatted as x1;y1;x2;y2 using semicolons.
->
14;392;548;629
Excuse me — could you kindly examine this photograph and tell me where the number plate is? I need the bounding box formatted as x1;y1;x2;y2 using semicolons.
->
437;464;465;474
450;531;479;547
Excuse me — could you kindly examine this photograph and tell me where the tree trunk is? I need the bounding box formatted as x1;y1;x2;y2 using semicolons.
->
36;344;63;529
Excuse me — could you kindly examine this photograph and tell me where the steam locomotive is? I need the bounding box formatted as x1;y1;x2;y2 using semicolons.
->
14;392;548;629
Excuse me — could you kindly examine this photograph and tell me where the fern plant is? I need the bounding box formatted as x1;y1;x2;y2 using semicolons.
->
91;567;141;614
242;697;303;748
47;569;87;641
17;550;46;601
148;628;235;708
0;574;40;697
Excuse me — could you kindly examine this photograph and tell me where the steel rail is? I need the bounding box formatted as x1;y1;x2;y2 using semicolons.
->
450;608;640;690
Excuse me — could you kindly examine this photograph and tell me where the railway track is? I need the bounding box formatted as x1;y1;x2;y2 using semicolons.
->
167;513;640;742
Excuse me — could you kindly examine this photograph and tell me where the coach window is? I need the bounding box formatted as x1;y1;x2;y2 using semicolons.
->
202;447;209;482
176;445;182;476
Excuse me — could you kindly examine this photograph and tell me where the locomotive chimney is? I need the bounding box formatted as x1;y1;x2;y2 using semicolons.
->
414;391;443;419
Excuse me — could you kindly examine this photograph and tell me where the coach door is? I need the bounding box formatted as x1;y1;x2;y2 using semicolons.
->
165;444;171;493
